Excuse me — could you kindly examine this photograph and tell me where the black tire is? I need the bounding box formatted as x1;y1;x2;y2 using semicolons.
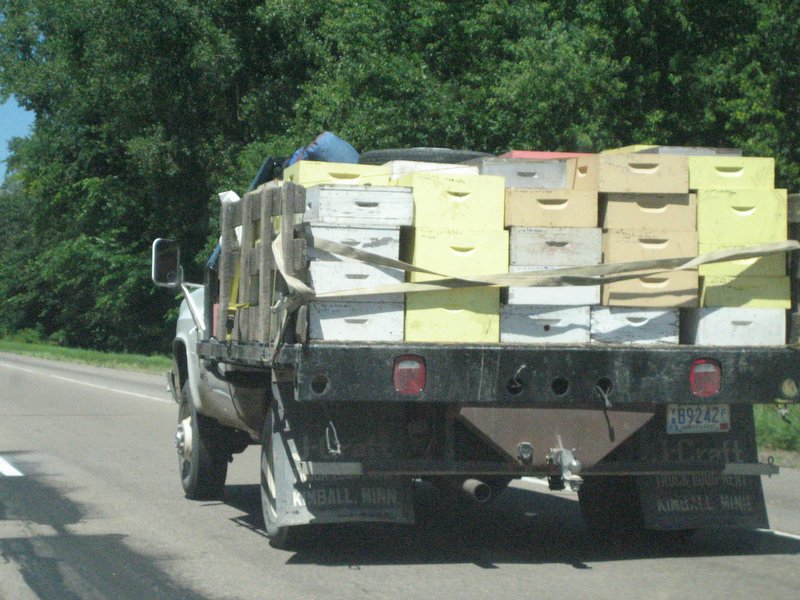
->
176;382;228;500
260;407;302;548
578;476;643;536
358;147;492;165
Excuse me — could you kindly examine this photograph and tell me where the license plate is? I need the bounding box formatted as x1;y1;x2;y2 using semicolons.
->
666;404;731;434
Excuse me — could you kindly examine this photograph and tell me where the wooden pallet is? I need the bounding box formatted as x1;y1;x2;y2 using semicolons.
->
217;182;306;346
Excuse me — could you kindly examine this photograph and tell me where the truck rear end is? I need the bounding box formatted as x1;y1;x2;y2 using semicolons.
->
154;146;800;545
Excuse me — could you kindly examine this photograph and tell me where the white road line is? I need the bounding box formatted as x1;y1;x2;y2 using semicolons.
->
758;528;800;542
0;362;37;375
0;456;23;477
0;361;170;404
0;520;57;537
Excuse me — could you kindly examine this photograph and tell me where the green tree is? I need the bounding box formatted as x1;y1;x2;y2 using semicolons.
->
1;0;798;354
0;0;251;351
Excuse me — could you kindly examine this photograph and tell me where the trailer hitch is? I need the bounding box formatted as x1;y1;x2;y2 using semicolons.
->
547;448;583;492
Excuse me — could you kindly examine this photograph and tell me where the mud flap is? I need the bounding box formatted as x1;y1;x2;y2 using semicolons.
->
636;405;769;530
267;421;415;529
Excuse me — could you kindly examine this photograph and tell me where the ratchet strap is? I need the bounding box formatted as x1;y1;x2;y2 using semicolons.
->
225;261;253;342
271;234;800;303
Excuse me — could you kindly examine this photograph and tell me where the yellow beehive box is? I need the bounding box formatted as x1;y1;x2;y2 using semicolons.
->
397;172;505;230
598;154;689;194
283;160;391;187
689;156;775;190
407;229;509;282
602;270;698;307
601;193;696;231
698;242;786;277
505;188;598;227
404;288;499;342
701;276;790;308
569;155;600;191
697;189;787;245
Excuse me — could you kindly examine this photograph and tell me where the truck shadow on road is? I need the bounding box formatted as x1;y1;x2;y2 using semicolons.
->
0;453;208;600
223;480;800;568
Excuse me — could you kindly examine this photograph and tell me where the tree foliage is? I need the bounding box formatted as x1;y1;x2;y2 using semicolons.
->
0;0;798;352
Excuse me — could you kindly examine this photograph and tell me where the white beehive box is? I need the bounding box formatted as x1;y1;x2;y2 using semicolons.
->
303;185;413;226
308;260;403;303
309;301;404;341
500;305;590;344
507;266;601;306
307;225;401;261
468;157;569;189
682;307;786;346
509;227;602;266
590;307;679;345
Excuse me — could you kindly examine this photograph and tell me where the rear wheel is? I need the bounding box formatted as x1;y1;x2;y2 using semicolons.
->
579;476;698;544
176;382;228;500
578;476;643;536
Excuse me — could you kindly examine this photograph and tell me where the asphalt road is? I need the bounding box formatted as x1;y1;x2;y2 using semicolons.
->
1;352;798;600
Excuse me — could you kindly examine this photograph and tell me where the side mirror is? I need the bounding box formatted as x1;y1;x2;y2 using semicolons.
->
151;238;182;288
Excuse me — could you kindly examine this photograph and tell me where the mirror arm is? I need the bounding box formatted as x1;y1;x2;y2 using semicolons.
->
181;276;207;334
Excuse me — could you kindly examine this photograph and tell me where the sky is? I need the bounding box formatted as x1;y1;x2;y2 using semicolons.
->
0;96;35;182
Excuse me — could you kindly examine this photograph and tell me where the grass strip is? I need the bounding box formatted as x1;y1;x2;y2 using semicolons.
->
754;404;800;454
0;339;171;375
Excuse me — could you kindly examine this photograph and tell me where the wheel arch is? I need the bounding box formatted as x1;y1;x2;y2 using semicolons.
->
173;338;189;391
172;327;205;415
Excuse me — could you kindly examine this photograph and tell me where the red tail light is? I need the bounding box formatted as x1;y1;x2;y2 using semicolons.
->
393;355;426;395
690;359;721;397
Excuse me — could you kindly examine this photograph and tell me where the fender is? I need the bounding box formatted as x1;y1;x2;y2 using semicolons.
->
174;287;261;435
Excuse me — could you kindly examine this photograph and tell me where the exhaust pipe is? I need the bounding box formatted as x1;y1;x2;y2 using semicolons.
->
461;479;492;503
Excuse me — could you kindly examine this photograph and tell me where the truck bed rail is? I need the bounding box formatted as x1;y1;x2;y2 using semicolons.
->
197;339;800;407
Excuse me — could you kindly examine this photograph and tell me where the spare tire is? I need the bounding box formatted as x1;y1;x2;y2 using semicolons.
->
358;147;492;165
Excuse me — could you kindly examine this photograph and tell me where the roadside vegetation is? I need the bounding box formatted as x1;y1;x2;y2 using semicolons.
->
755;404;800;454
0;331;171;375
2;1;800;355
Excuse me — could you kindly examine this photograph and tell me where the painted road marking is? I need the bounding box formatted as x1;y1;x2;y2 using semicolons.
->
758;528;800;542
0;456;23;477
0;361;170;404
0;520;57;538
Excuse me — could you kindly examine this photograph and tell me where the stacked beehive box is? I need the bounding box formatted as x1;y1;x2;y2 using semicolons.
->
471;155;601;343
396;168;507;342
685;154;789;345
280;147;788;347
283;160;393;187
285;160;413;341
595;152;696;344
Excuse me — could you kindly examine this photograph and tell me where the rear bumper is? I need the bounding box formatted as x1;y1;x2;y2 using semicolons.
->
197;340;800;406
264;342;800;406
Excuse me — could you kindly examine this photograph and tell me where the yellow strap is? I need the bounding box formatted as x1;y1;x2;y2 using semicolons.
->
225;262;242;342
